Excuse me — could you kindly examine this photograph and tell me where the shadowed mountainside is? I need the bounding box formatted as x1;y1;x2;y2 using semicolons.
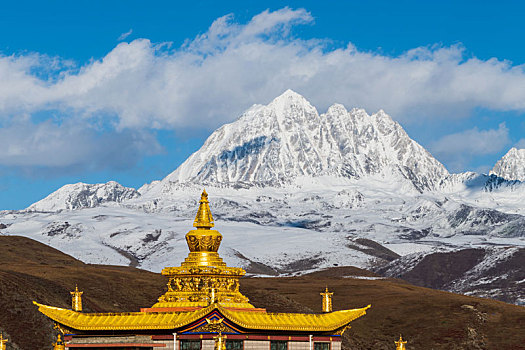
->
376;248;525;305
0;236;523;350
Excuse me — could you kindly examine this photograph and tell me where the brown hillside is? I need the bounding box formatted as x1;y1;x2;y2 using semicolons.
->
0;236;523;350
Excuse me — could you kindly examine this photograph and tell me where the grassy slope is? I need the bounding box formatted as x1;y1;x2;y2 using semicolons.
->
0;236;523;350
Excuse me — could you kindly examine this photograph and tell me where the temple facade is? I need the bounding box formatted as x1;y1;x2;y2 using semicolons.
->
35;190;370;350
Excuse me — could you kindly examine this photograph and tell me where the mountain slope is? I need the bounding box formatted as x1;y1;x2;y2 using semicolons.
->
491;147;525;181
1;236;524;350
376;247;525;305
158;90;448;192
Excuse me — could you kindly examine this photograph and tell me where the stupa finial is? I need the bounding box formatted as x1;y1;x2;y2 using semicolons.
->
194;189;214;229
395;335;407;350
0;333;8;350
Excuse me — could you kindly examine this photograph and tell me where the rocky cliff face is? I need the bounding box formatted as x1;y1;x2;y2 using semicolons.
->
490;147;525;181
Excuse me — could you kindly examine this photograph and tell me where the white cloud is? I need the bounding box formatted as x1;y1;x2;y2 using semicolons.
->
0;7;524;132
2;7;525;173
0;119;161;172
429;123;510;172
118;29;133;41
516;139;525;149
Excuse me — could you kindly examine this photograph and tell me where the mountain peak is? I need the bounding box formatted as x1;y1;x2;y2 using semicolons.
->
268;89;312;112
158;91;448;191
490;147;525;181
275;89;306;100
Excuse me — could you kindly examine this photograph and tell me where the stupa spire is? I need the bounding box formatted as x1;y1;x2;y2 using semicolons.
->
194;189;214;229
395;335;407;350
0;333;8;350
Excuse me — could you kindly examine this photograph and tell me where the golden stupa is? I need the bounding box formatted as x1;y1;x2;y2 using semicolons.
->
153;189;252;309
34;190;370;349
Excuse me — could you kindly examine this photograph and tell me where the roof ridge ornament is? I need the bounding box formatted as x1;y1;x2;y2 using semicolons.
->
71;284;83;312
0;333;8;350
395;335;407;350
194;189;214;229
320;287;334;312
53;333;65;350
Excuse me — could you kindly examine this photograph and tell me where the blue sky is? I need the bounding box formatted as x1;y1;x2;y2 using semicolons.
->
0;0;524;209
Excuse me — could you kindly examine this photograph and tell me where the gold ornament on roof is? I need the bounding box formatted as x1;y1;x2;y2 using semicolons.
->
395;335;407;350
207;318;227;350
71;285;83;312
214;332;227;350
53;333;65;350
0;333;8;350
320;287;334;312
153;190;252;309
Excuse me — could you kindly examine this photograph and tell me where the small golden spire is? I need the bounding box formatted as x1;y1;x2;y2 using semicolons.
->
0;333;8;350
194;189;214;229
53;333;65;350
395;335;407;350
320;287;334;312
70;284;83;312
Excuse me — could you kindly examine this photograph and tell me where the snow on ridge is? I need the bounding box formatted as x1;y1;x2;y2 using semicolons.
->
490;147;525;181
28;181;140;212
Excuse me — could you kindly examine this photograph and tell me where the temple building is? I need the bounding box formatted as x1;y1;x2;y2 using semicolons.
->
35;190;370;350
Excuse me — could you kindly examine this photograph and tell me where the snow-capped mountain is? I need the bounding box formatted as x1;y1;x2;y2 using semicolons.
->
160;90;448;192
490;147;525;181
1;90;524;305
28;181;140;212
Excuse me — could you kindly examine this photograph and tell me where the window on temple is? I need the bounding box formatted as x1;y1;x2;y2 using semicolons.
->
226;340;243;350
271;340;288;350
314;342;330;350
181;340;202;350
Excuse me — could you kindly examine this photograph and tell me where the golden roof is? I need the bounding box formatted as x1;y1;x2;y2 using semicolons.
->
34;190;371;334
33;302;370;332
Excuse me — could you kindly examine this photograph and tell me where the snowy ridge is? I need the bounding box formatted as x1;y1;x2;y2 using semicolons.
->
28;181;140;212
157;90;448;192
490;147;525;181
